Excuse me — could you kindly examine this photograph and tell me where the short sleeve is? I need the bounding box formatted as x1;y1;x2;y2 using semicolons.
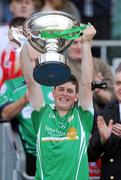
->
32;106;46;134
77;106;94;134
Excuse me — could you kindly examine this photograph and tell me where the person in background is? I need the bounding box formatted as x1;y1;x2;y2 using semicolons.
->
70;0;113;58
40;0;81;21
9;0;41;19
88;62;121;180
20;24;96;179
0;0;42;58
0;16;40;88
66;36;114;113
0;17;26;87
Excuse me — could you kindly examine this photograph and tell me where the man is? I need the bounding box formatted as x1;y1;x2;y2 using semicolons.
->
66;36;114;113
20;25;96;179
88;63;121;180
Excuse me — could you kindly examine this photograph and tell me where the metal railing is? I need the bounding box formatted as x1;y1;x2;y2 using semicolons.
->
0;122;34;180
92;40;121;62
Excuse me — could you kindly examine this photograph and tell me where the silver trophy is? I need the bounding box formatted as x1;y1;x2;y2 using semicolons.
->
22;10;81;86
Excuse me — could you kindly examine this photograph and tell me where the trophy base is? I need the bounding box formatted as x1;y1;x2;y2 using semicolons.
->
33;61;71;86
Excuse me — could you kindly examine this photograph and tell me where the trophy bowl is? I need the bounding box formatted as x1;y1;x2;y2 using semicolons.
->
23;10;80;86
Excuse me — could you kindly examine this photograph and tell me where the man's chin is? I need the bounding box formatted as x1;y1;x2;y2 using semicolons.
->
73;57;82;61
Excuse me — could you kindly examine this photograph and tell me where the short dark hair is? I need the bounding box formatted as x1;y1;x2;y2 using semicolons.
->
54;74;78;93
68;74;78;93
9;17;26;28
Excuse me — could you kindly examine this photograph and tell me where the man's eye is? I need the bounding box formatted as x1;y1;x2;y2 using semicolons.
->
67;90;74;94
58;88;63;91
115;81;121;86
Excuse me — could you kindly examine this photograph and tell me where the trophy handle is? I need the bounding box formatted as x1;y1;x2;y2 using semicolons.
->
9;27;27;47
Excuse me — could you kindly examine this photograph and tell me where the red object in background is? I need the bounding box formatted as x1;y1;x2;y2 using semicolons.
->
0;49;22;88
89;159;101;177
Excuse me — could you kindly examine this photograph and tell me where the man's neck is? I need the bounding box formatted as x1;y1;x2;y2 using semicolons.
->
56;108;69;117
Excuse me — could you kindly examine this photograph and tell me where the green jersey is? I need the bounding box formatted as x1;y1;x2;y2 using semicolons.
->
32;104;93;180
0;77;54;155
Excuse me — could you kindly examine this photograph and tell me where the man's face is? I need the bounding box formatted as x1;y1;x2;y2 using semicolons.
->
53;82;78;112
10;0;35;18
113;72;121;102
68;37;83;61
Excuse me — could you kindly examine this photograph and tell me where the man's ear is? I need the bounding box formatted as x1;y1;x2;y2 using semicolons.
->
74;97;78;102
74;94;78;102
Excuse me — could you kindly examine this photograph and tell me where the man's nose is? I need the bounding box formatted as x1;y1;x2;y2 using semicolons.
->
62;90;68;95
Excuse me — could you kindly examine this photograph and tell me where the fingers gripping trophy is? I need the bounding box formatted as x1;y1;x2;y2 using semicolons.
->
11;10;89;86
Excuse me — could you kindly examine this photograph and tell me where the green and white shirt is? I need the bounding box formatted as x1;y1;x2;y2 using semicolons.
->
32;104;94;180
0;76;54;155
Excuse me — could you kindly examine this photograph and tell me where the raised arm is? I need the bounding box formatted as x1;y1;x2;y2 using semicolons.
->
20;44;43;111
78;25;96;110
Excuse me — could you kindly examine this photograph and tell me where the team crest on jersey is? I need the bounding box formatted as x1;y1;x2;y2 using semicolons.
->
66;127;78;140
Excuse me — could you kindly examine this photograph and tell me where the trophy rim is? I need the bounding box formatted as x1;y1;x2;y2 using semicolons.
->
23;10;80;53
23;10;80;27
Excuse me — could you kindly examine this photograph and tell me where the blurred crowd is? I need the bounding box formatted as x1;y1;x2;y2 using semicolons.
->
0;0;121;180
